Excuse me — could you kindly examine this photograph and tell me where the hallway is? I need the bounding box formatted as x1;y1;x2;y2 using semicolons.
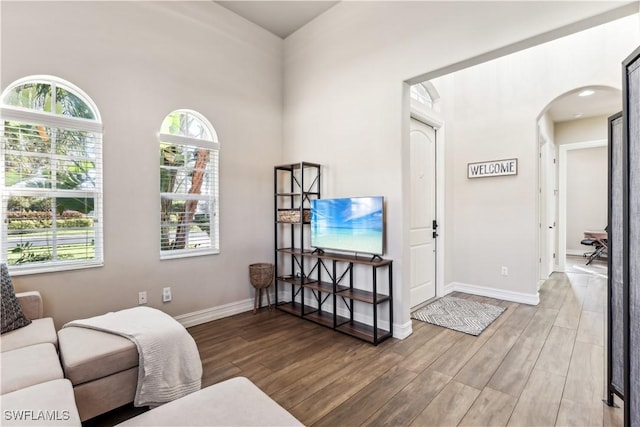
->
529;255;620;426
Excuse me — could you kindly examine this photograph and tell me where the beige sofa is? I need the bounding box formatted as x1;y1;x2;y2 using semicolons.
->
1;290;139;422
1;291;57;353
96;376;303;426
118;377;303;426
2;292;302;426
0;292;82;426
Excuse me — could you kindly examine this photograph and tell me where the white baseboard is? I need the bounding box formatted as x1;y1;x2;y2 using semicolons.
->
174;297;255;328
444;282;539;306
566;249;585;256
177;282;537;335
393;320;413;340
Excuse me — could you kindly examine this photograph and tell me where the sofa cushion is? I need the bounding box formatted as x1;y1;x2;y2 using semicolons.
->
1;263;31;334
1;343;64;394
0;379;81;426
116;377;303;426
1;318;57;353
58;326;137;385
15;291;44;320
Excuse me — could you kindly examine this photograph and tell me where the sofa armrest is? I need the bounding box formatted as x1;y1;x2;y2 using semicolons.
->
16;291;44;320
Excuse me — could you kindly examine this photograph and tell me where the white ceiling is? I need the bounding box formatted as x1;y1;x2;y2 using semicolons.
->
216;1;623;122
216;1;339;39
546;86;621;122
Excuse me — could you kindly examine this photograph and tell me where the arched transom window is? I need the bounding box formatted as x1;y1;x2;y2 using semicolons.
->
159;109;219;258
1;76;103;273
410;83;434;108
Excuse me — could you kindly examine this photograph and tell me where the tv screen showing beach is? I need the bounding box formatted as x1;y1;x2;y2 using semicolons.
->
311;197;384;255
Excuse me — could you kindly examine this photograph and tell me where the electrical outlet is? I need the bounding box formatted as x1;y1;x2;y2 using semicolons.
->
138;291;147;305
501;266;509;276
162;287;172;303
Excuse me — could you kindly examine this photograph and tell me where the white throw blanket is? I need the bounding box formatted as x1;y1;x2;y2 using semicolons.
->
63;306;202;407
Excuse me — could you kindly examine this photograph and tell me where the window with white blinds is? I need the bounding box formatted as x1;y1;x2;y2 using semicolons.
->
0;76;103;274
159;110;219;259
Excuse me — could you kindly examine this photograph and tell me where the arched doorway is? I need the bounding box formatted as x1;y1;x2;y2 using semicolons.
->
536;85;621;279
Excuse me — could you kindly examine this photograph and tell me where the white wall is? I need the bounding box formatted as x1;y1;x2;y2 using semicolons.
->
565;146;608;252
556;116;611;254
283;2;639;335
431;18;634;299
556;115;610;144
539;113;556;146
1;1;283;327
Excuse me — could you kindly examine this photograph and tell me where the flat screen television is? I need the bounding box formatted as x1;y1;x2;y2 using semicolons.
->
310;196;384;256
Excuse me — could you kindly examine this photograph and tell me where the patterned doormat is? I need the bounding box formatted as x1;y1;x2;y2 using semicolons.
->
411;296;506;336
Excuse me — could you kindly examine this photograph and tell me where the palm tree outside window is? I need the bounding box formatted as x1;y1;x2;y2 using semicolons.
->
0;76;103;273
159;109;219;259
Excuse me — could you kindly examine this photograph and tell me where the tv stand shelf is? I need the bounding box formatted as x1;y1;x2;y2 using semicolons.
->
278;247;390;266
274;162;393;345
336;320;389;343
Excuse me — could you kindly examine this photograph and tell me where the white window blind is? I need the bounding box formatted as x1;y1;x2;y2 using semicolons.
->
159;110;219;259
1;76;103;274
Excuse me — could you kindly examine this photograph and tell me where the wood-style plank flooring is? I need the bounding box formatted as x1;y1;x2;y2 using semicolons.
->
91;257;623;426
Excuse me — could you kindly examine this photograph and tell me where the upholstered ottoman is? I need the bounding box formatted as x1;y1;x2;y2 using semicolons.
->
0;379;81;426
57;326;138;421
1;343;63;394
117;377;303;426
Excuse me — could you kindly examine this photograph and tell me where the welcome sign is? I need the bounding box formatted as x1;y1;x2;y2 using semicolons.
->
467;158;518;179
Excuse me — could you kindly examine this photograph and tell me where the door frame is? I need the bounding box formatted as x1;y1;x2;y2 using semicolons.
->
538;131;557;283
557;139;607;271
409;106;445;301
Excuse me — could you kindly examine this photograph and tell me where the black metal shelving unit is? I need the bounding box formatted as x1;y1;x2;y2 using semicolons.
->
274;161;321;323
274;162;393;345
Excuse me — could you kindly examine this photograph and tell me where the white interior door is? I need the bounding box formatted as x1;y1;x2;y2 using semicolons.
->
410;119;437;308
546;145;557;274
539;136;557;279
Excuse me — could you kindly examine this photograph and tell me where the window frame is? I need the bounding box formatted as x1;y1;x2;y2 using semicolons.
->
1;76;103;275
159;109;219;260
410;83;434;108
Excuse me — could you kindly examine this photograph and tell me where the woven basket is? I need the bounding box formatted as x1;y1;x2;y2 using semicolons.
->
249;263;274;289
277;209;311;223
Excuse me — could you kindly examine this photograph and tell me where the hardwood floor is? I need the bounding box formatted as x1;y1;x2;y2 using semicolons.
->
91;257;622;426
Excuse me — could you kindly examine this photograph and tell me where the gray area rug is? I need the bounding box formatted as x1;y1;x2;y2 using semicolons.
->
411;296;506;336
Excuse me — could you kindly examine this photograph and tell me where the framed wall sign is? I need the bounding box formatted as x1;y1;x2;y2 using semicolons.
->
467;158;518;179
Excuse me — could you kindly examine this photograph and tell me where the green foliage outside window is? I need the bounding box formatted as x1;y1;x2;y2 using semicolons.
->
2;80;100;267
159;110;215;254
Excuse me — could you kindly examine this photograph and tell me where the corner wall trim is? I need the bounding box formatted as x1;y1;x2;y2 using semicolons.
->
444;282;540;306
393;320;413;340
174;297;254;328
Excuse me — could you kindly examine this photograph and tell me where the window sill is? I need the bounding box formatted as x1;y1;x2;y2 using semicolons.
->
7;261;104;276
160;249;220;261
